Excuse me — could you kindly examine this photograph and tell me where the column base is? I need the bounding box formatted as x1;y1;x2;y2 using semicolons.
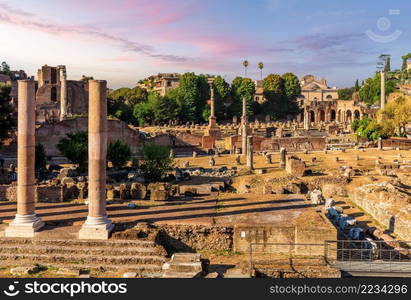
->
5;214;45;238
78;216;114;240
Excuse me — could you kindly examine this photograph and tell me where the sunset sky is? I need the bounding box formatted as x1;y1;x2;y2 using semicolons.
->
1;0;410;88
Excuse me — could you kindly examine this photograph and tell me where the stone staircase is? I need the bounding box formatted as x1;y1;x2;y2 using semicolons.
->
0;238;167;277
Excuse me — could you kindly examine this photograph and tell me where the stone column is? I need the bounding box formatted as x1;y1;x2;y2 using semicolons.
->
380;71;385;110
241;97;248;155
59;65;67;121
279;147;287;168
304;109;310;130
210;83;215;118
6;80;44;237
377;137;383;150
79;80;114;240
246;136;253;170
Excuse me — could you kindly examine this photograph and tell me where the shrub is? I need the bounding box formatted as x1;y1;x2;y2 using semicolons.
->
139;143;175;182
108;140;132;168
56;131;88;172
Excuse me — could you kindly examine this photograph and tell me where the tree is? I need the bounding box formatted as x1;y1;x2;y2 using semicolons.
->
258;62;264;80
108;140;132;168
338;87;356;100
359;72;397;105
231;76;255;118
35;143;47;171
243;60;249;77
355;79;360;91
262;74;285;118
0;61;10;75
151;94;178;124
176;72;209;123
351;117;384;141
384;56;391;72
133;100;155;127
212;75;230;120
139;143;175;182
281;72;301;114
377;96;411;137
56;131;88;172
0;83;16;148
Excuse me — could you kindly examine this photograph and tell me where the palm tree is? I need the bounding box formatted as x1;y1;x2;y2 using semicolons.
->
258;62;264;80
243;60;249;77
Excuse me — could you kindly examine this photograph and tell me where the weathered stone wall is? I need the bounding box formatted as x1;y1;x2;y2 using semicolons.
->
0;185;63;202
155;225;234;254
225;135;326;152
36;118;143;156
350;182;411;240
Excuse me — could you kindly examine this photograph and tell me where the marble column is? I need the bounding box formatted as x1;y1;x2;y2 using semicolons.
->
279;147;287;169
303;109;310;130
6;80;44;237
58;65;67;121
246;136;253;170
380;71;386;110
241;97;248;156
79;80;114;239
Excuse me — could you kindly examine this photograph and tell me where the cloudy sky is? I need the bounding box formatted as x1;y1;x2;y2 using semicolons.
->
0;0;410;89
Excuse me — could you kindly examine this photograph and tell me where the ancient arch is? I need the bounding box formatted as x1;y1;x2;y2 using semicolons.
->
337;110;342;122
51;86;57;102
320;110;325;122
354;110;360;120
330;109;336;121
346;110;352;123
326;95;333;100
310;111;315;123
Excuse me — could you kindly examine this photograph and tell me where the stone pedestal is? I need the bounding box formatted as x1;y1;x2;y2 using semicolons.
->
204;116;221;139
6;80;44;238
79;80;114;240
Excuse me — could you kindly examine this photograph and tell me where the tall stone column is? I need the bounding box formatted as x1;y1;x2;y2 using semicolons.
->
79;80;114;240
279;147;287;168
246;136;253;170
241;97;248;155
6;80;44;237
380;71;386;110
58;65;67;121
303;109;310;130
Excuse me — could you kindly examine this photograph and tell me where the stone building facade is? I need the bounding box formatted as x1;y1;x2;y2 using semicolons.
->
296;75;365;124
139;73;180;96
35;65;89;123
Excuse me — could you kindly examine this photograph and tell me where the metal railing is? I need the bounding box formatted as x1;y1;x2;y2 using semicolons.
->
248;240;411;277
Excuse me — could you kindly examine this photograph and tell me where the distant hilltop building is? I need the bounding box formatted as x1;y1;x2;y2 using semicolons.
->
138;73;180;96
253;80;266;103
35;65;89;123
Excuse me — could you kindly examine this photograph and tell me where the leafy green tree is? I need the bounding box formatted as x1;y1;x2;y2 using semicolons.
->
108;140;132;168
175;72;209;123
108;86;147;106
0;83;16;148
139;143;175;182
338;87;356;100
231;76;255;118
133;100;155;127
281;72;300;115
262;74;285;118
258;62;264;80
352;117;384;141
359;72;397;105
151;93;179;124
56;131;88;172
212;76;230;120
355;79;360;91
377;95;411;137
0;61;10;75
35;143;47;171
